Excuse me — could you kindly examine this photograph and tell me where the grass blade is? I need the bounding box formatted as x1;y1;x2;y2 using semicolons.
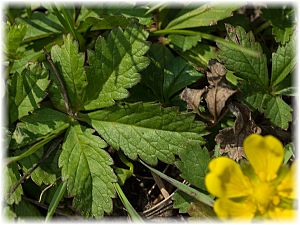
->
114;183;144;222
140;160;214;207
45;182;67;221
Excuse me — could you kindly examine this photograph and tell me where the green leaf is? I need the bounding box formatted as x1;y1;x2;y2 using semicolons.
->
164;58;203;100
16;12;64;42
262;7;295;44
188;201;216;218
10;49;44;74
84;24;150;110
4;206;17;220
142;44;203;102
176;146;210;190
284;143;294;164
85;102;206;165
19;148;56;186
5;22;27;59
59;124;117;217
245;92;272;113
8;64;50;124
77;15;130;32
173;191;194;213
168;34;201;51
14;199;42;218
265;96;292;129
51;34;88;111
166;4;241;30
218;24;268;88
10;108;70;149
5;163;23;205
271;37;296;87
272;26;294;44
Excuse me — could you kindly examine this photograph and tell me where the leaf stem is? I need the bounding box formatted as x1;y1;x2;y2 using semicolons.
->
152;29;260;58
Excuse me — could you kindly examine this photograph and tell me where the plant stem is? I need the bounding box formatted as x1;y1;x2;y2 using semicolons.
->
152;29;261;58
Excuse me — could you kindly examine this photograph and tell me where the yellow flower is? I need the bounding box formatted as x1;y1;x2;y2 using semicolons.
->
205;134;296;221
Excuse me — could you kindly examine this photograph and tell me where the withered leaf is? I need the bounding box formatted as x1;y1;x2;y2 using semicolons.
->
206;59;227;85
188;201;216;219
180;87;206;111
204;85;236;121
215;102;261;161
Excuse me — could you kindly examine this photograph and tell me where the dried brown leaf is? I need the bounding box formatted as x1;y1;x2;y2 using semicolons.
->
205;85;236;121
180;87;206;111
215;102;261;161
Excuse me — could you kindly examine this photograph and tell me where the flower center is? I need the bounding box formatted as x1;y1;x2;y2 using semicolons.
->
252;180;276;214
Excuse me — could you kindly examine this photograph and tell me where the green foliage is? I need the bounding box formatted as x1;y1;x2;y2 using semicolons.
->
176;146;210;190
262;7;295;44
168;34;201;51
85;102;206;165
59;125;117;217
84;25;150;110
19;148;56;186
173;191;195;213
5;4;294;221
218;24;268;87
10;108;70;149
51;34;87;111
8;64;50;124
218;25;294;129
166;4;241;30
5;23;27;60
142;44;203;102
5;163;23;205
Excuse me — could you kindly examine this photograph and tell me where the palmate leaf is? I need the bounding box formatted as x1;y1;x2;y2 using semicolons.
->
51;34;88;111
165;4;241;30
218;24;268;88
8;64;50;124
84;24;150;110
10;108;70;149
271;37;296;87
59;124;117;217
84;102;206;165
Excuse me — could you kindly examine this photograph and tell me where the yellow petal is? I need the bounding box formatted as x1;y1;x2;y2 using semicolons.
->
277;163;296;199
268;207;296;220
244;134;284;182
205;157;252;198
214;198;256;221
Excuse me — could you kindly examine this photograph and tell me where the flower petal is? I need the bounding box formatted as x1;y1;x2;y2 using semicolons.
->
268;207;296;220
244;134;284;182
205;157;252;198
277;163;296;199
214;198;256;221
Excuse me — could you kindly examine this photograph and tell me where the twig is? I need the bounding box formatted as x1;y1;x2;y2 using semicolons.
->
151;172;169;199
43;48;72;116
7;137;63;200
